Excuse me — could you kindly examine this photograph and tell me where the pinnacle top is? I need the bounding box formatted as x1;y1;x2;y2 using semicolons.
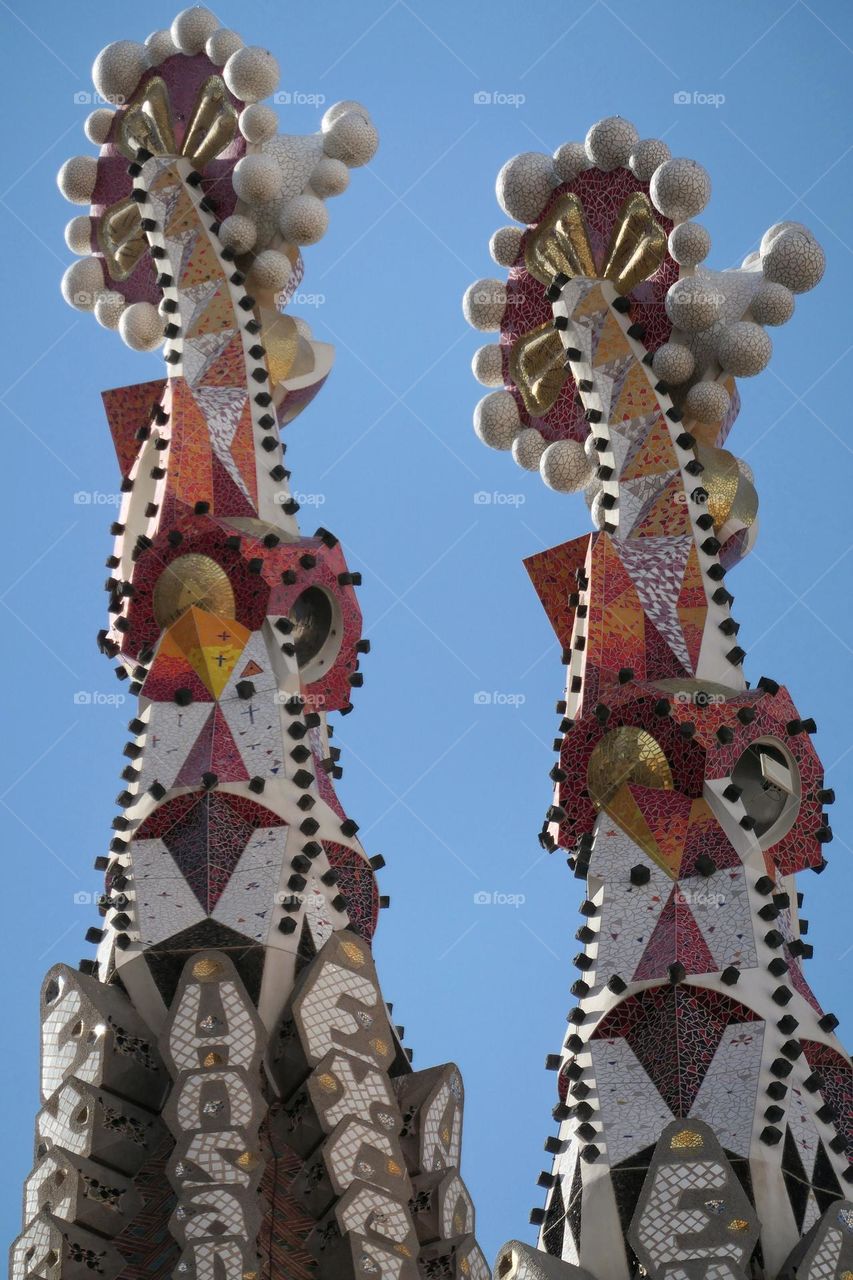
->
463;114;824;496
57;5;379;358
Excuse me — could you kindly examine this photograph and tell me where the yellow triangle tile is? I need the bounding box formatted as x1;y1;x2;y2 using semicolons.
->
593;310;631;367
186;286;235;338
613;362;657;421
621;414;678;480
170;607;251;699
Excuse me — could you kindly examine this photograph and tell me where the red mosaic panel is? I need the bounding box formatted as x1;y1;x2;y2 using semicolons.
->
593;984;761;1116
801;1041;853;1159
323;841;379;941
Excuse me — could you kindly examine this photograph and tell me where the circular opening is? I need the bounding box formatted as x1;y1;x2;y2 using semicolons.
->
287;586;341;678
731;737;800;847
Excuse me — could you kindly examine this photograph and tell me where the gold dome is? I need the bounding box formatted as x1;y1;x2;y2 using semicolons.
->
153;555;236;629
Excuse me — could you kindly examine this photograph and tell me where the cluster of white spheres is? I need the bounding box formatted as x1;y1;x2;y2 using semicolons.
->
57;7;382;350
759;221;825;293
464;114;830;497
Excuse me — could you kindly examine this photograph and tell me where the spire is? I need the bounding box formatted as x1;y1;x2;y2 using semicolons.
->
11;11;485;1280
465;115;848;1278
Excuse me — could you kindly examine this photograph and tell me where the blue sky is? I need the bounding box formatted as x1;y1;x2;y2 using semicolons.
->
1;0;852;1260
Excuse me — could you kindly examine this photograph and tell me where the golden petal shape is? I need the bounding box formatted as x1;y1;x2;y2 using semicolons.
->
602;192;667;295
118;77;176;161
261;314;300;385
508;322;567;417
182;76;238;169
99;197;146;281
524;193;596;286
587;726;673;811
729;473;758;530
695;444;738;527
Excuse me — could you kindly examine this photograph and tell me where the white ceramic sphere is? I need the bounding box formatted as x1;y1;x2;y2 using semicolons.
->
584;116;639;171
716;321;772;377
552;141;588;183
278;194;329;245
540;439;593;492
94;290;127;330
144;29;177;63
684;379;731;424
583;476;602;510
57;156;98;205
218;214;257;254
92;40;150;103
652;341;695;385
668;221;711;267
473;391;521;450
583;431;600;464
629;138;671;183
322;112;379;167
750;281;795;326
84;108;114;145
665;277;724;333
322;100;369;131
60;257;104;311
650;157;711;222
489;226;523;267
171;7;219;54
471;344;504;386
589;489;608;529
462;279;507;331
64;216;93;255
238;104;278;144
759;220;808;256
233;153;283;204
224;46;280;102
761;223;825;293
496;152;555;224
310;157;350;198
512;427;547;471
248;248;292;292
119;301;163;351
206;28;244;64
